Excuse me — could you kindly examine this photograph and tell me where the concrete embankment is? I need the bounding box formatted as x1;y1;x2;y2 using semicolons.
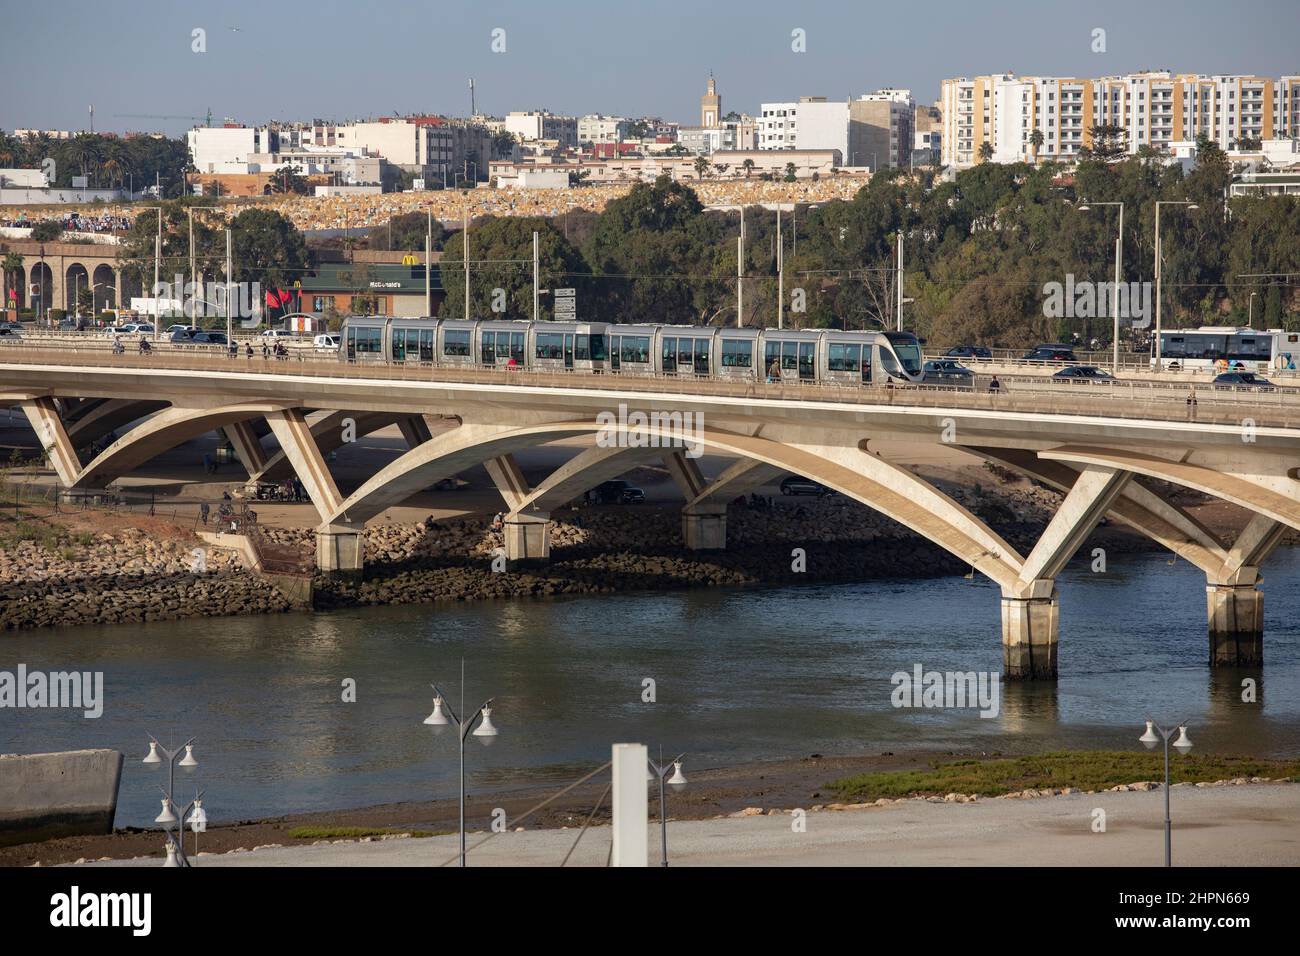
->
0;750;123;847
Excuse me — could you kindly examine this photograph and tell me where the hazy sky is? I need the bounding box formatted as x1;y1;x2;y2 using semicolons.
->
3;0;1297;136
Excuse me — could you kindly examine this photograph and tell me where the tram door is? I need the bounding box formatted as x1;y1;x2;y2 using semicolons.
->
798;342;815;380
564;334;575;369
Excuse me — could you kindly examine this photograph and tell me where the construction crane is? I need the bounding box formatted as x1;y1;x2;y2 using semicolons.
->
115;109;215;127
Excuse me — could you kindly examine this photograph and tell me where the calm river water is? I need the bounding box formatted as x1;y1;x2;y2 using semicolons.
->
3;550;1298;827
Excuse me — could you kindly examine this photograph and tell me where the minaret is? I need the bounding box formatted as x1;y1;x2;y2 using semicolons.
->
701;74;721;128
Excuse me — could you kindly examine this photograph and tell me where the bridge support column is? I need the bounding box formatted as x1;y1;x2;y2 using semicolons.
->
682;503;728;551
316;523;365;578
1206;583;1263;666
397;415;433;447
503;512;550;566
1000;581;1059;681
223;420;267;476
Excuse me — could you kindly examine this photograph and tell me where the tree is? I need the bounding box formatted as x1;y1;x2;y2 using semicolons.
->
228;208;312;299
2;251;24;308
742;158;755;178
1029;128;1044;163
441;216;586;320
1080;124;1128;161
977;141;994;163
693;156;709;179
269;165;308;195
30;220;62;242
783;162;797;182
369;211;445;252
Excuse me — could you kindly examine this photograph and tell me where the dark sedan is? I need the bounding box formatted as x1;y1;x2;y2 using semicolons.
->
780;476;832;497
1213;372;1274;390
1024;344;1078;362
945;345;993;360
921;359;974;385
1052;365;1115;381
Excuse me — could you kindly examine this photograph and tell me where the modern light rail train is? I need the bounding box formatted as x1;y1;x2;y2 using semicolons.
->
1154;327;1300;372
339;317;925;384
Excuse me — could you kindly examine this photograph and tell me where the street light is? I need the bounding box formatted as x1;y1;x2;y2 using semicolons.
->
1248;292;1259;330
422;663;500;867
1139;719;1192;867
142;735;202;868
1153;200;1198;370
647;751;687;867
1078;201;1124;372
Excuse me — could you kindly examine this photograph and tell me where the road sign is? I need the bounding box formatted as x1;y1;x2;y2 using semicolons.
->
554;288;575;297
554;301;576;317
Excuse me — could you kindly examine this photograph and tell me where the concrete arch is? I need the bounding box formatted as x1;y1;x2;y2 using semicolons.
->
324;419;1028;590
91;264;116;311
74;401;291;488
253;410;408;481
1041;446;1300;533
66;398;170;447
63;262;89;312
511;443;677;515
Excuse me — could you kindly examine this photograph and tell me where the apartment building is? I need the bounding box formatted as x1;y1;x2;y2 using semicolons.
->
503;111;578;148
758;90;914;168
577;114;630;144
942;72;1300;168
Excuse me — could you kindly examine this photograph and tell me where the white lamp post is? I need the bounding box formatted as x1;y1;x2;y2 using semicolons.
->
1139;719;1192;867
1078;201;1124;373
647;751;687;867
142;735;202;867
422;661;500;867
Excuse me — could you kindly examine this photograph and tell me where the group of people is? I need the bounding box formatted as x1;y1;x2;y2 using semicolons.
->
1;212;131;234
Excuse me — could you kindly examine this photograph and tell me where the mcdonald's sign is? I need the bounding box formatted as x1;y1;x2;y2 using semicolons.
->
401;254;419;266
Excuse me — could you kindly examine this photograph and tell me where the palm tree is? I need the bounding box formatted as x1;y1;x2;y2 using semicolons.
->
977;141;994;163
1029;128;1044;164
693;156;709;180
742;158;755;178
2;251;23;311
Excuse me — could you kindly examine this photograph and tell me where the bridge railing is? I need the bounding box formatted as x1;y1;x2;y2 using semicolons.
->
5;345;1300;429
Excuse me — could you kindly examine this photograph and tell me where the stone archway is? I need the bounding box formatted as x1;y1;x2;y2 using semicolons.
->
92;264;116;312
64;262;90;314
28;262;53;318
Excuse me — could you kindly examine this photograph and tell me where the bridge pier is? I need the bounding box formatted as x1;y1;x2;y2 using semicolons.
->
503;512;550;566
316;523;365;578
1206;583;1263;666
1000;583;1059;681
682;503;728;550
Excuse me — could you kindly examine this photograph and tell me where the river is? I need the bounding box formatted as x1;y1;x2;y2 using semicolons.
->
3;549;1298;827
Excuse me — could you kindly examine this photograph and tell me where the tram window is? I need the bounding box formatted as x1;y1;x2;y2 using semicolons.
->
692;338;709;374
575;335;590;361
391;332;407;361
420;330;434;361
721;339;753;368
443;330;470;356
510;332;525;362
621;335;650;363
861;355;872;382
798;342;815;379
482;333;497;363
536;332;565;359
829;342;860;371
781;341;799;371
589;334;608;361
678;340;692;370
662;336;677;371
351;327;381;354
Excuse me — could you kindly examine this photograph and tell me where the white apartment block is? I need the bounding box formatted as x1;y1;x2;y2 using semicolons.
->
758;90;914;168
187;126;277;172
942;72;1300;168
504;111;578;147
577;114;630;144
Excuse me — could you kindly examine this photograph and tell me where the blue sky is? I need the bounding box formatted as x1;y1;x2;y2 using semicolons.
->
2;0;1297;135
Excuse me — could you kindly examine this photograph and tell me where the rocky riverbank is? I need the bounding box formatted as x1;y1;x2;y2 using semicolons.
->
0;473;1183;630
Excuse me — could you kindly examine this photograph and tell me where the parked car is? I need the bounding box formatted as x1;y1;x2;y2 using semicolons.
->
59;317;90;332
1213;372;1274;390
780;475;832;497
591;479;645;504
0;326;22;339
165;324;192;334
1052;365;1115;381
921;359;974;385
261;329;295;339
171;329;228;345
313;333;340;351
1024;344;1078;362
945;345;993;360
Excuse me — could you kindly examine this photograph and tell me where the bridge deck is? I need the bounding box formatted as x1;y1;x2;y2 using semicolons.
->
3;346;1300;430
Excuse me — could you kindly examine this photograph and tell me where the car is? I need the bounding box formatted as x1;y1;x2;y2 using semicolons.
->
0;321;22;333
171;329;228;345
313;333;340;351
780;475;832;497
0;326;22;339
1024;344;1078;362
59;318;88;332
945;345;993;360
921;359;974;385
1213;372;1274;389
166;324;192;334
262;329;295;339
591;479;645;504
1052;365;1115;381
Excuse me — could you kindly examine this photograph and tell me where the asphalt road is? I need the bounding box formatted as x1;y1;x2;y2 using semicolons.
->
83;783;1300;867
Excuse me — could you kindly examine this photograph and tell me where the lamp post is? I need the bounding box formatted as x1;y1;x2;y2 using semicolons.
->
646;752;687;866
142;735;201;867
1248;292;1259;330
1079;201;1124;372
137;205;165;340
1153;200;1198;370
422;663;500;867
1138;719;1192;867
187;205;220;330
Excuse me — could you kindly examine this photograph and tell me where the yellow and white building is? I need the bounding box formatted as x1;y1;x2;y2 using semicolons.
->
941;71;1300;168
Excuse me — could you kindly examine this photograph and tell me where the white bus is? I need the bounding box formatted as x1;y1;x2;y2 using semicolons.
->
1153;327;1300;372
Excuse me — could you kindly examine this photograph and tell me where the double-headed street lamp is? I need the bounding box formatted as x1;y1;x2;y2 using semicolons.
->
422;667;500;867
1139;719;1193;867
1153;200;1198;370
142;735;201;867
1078;201;1124;372
647;752;687;866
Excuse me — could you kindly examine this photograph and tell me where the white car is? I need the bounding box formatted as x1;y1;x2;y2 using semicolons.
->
313;334;340;351
261;329;295;339
106;323;154;336
165;324;191;334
